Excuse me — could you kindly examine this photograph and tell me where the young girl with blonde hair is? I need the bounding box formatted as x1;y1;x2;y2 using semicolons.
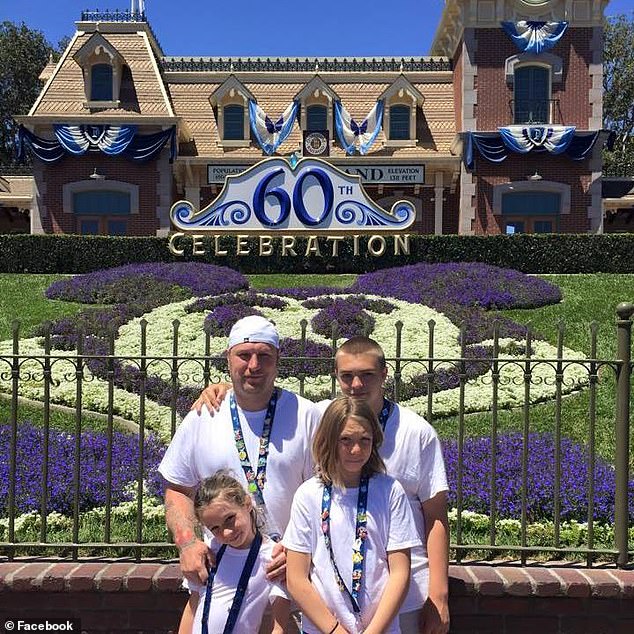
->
180;470;290;634
283;397;420;634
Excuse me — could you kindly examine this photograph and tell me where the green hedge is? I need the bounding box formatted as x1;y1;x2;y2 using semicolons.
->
0;233;632;274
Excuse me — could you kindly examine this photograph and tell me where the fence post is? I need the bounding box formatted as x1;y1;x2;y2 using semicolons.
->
615;302;633;568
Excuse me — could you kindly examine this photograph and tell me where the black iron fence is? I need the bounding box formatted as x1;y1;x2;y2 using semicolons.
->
0;306;632;565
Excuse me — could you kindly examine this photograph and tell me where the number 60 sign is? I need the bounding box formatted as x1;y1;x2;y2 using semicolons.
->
170;157;416;233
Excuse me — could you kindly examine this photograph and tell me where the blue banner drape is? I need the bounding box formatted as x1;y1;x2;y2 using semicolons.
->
501;21;568;54
465;127;606;169
18;125;176;163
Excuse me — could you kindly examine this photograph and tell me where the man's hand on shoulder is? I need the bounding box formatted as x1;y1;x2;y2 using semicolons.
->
190;382;232;416
178;536;214;586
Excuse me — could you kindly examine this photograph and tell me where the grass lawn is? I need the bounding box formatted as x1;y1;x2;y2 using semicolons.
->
0;274;84;341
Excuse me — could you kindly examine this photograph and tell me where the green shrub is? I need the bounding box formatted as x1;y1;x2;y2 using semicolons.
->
0;233;632;274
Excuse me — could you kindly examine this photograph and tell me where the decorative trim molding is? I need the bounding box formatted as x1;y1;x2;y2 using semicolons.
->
492;180;571;216
505;52;563;84
62;179;140;215
161;57;452;73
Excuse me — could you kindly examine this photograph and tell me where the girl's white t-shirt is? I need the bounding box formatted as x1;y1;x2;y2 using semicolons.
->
283;474;421;634
189;537;287;634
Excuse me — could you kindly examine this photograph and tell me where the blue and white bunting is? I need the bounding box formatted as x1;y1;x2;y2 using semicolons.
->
501;21;568;54
19;125;175;163
498;125;577;155
53;125;138;155
249;100;298;155
334;100;384;155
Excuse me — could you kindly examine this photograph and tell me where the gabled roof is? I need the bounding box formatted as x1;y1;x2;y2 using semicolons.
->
72;32;124;65
27;30;174;120
379;75;425;105
294;75;339;102
209;75;255;105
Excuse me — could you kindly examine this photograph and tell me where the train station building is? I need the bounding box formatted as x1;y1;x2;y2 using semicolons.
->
3;0;631;236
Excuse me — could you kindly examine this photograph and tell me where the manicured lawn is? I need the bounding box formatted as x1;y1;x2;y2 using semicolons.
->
0;274;84;341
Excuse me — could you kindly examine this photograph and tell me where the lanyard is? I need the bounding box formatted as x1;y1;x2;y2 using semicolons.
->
321;476;370;614
229;389;278;506
379;398;393;431
201;531;263;634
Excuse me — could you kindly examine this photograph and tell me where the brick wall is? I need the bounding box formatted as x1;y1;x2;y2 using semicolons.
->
39;155;162;236
474;28;593;130
1;563;633;633
472;153;592;235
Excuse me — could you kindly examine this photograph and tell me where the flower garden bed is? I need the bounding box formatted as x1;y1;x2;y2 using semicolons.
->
0;261;624;555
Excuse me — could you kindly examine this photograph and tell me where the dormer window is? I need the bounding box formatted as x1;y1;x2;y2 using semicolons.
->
209;76;254;147
223;104;245;140
379;77;424;147
73;33;124;109
389;105;410;140
295;77;339;140
91;64;113;101
307;105;328;132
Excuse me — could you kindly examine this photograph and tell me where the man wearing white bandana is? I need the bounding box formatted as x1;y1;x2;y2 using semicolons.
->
159;316;322;604
194;336;450;634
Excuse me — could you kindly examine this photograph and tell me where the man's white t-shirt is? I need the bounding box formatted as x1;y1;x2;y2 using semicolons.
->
189;537;287;634
283;474;421;634
317;400;448;611
159;389;322;536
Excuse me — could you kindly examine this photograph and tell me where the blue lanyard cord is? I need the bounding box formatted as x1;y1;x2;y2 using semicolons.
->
321;476;370;614
201;531;263;634
379;398;393;431
229;389;279;506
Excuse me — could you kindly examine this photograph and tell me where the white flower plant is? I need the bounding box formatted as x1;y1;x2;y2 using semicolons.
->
0;292;588;443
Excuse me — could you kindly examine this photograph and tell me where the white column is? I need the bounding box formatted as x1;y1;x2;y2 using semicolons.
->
434;171;444;235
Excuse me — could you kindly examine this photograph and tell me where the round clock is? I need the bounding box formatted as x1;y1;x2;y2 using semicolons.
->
304;132;328;155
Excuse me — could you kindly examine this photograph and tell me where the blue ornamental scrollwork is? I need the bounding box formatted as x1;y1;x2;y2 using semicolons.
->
169;157;416;232
335;200;415;227
171;200;251;228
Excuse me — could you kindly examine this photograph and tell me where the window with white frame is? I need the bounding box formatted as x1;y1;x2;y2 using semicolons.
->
294;77;338;141
73;33;124;108
307;104;328;132
209;77;254;147
379;77;424;146
90;64;114;101
64;180;139;236
493;181;570;234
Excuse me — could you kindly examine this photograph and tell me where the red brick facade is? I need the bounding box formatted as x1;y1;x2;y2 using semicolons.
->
2;562;633;633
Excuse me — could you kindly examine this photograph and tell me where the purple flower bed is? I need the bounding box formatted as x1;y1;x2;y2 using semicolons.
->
278;338;333;379
351;263;561;310
0;422;165;515
204;305;264;337
302;295;396;314
187;292;288;314
46;263;248;303
311;298;376;339
350;263;561;344
442;432;634;523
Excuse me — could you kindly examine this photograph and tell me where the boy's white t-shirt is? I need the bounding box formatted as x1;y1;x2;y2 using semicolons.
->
158;389;321;537
190;537;287;634
283;473;421;634
317;399;448;611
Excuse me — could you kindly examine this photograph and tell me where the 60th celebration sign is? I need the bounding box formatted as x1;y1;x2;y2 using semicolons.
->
170;157;416;233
